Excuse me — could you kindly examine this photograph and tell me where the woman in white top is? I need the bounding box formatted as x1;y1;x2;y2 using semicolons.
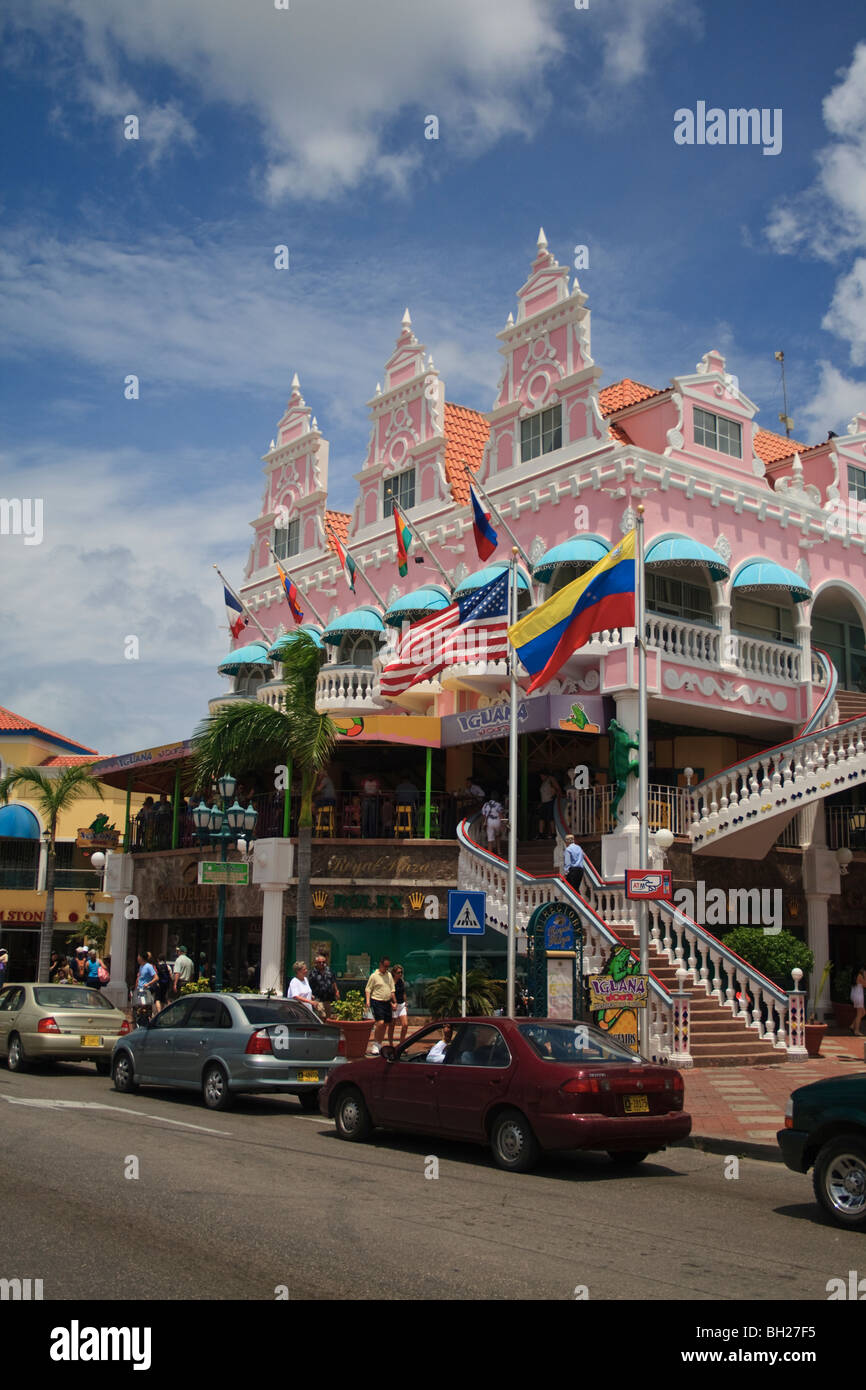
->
850;967;866;1036
287;961;317;1011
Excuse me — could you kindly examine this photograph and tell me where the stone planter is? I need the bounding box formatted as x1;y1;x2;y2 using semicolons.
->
336;1019;374;1061
804;1022;827;1058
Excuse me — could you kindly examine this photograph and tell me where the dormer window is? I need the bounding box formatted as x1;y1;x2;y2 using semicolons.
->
521;404;562;463
273;516;300;560
383;468;415;518
694;407;742;459
848;465;866;504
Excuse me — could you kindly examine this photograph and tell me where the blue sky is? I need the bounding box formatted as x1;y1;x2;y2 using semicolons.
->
1;0;865;752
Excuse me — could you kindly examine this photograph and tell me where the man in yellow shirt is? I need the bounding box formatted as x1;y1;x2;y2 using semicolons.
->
365;956;396;1052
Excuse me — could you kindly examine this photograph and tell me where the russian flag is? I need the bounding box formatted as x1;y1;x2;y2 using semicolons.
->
509;531;636;693
277;563;304;625
224;587;248;640
470;484;497;561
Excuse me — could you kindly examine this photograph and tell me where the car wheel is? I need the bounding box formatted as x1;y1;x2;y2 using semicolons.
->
333;1086;373;1141
490;1109;540;1173
7;1034;28;1073
112;1051;137;1093
95;1060;112;1077
297;1089;320;1113
607;1150;650;1166
813;1135;866;1229
202;1062;233;1111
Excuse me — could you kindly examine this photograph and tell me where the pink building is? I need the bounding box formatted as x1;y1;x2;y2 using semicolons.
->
213;230;866;1061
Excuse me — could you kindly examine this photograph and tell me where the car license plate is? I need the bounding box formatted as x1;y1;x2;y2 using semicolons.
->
81;1035;102;1048
624;1094;649;1114
297;1069;320;1083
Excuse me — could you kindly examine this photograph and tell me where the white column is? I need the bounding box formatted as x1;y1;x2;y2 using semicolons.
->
716;599;736;670
803;831;839;1021
101;852;135;1011
795;600;812;685
253;839;295;997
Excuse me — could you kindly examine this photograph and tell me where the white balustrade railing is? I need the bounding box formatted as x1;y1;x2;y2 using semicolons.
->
735;634;800;681
314;664;386;711
690;711;866;850
646;615;719;665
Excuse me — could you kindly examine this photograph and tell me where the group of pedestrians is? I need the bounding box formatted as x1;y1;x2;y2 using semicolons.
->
133;945;195;1017
285;952;409;1053
49;946;110;989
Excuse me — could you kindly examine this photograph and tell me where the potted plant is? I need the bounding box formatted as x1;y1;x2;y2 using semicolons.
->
831;966;855;1031
804;961;833;1057
329;990;373;1060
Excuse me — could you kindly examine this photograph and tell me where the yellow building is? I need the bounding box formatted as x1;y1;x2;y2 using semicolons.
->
0;705;134;978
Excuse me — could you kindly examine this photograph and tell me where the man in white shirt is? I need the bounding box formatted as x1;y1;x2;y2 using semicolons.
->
171;945;195;1000
563;834;586;894
426;1022;454;1063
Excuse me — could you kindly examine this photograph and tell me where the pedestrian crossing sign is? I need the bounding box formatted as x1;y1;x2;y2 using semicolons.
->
448;890;486;936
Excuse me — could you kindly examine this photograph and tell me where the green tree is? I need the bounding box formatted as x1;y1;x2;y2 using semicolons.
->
425;969;504;1018
0;765;104;982
192;630;335;976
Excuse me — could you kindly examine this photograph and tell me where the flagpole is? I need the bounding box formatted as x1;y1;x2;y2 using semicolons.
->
506;546;519;1019
346;552;388;609
213;565;272;642
397;510;455;592
636;503;649;1057
266;542;328;627
465;466;532;568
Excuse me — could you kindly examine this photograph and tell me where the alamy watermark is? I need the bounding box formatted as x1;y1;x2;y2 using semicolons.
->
674;103;782;157
673;882;781;935
0;498;43;545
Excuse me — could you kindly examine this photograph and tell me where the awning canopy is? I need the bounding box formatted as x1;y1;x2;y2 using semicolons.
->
321;605;386;643
532;535;610;584
384;585;451;627
267;625;323;658
217;641;272;675
0;804;40;839
732;561;811;603
453;563;531;598
645;537;730;582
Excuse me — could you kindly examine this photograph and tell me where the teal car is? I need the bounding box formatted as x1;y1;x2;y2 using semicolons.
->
778;1075;866;1230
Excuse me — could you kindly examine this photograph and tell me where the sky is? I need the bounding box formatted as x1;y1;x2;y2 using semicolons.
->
1;0;865;754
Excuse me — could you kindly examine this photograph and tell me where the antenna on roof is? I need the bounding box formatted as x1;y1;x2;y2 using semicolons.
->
774;350;793;437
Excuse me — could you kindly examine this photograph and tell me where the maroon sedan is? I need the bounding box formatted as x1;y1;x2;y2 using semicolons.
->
320;1017;691;1172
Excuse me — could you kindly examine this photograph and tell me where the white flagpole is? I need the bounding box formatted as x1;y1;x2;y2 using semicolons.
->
266;542;328;627
338;545;389;610
636;505;650;1057
465;466;533;569
506;547;519;1018
213;565;271;643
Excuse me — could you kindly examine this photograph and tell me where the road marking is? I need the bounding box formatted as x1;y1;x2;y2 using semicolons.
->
2;1096;230;1136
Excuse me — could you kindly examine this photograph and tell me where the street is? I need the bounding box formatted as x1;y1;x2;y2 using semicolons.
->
0;1061;859;1302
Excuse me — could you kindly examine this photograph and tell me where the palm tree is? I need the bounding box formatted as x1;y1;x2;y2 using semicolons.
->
426;969;504;1018
192;630;336;974
0;765;104;982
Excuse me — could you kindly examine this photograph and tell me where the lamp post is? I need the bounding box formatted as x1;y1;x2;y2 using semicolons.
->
192;774;258;990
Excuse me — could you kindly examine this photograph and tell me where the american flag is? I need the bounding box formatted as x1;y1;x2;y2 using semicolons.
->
379;570;510;697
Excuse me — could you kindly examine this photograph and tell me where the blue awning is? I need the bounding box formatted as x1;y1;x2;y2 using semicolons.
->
217;641;272;675
453;563;531;598
645;537;730;582
532;535;610;584
0;804;41;839
267;625;323;658
384;585;451;627
321;605;386;643
732;562;811;603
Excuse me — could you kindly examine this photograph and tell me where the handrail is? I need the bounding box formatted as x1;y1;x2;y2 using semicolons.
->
799;647;837;737
691;695;865;794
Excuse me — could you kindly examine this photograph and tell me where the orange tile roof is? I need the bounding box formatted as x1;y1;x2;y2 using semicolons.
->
39;754;99;767
754;428;809;466
0;705;98;753
444;401;490;504
324;510;351;552
599;379;665;415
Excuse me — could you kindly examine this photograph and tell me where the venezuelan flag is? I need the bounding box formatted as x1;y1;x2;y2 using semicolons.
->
509;531;635;692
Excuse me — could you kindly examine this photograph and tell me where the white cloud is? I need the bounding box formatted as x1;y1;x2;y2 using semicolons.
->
595;0;701;86
801;361;866;438
4;0;563;199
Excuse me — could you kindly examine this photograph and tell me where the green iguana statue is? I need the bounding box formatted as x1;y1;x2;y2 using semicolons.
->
608;717;639;822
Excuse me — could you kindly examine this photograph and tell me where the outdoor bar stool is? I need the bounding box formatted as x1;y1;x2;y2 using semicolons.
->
394;803;414;838
315;804;336;838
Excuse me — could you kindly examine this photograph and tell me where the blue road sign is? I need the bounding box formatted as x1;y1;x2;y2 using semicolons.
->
448;889;486;936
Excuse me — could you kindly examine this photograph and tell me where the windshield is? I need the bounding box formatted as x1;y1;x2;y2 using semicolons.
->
518;1022;637;1063
238;999;324;1026
34;987;114;1011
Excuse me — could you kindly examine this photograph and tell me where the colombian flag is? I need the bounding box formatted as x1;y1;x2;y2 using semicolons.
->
509;531;635;693
277;563;304;625
470;484;497;561
393;506;412;577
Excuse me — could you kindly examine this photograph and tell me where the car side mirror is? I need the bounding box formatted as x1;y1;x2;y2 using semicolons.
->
381;1045;396;1062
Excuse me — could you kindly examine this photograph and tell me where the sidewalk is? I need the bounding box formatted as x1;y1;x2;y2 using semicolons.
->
681;1030;866;1161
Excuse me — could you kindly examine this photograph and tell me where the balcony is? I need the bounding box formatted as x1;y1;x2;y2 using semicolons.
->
315;664;389;714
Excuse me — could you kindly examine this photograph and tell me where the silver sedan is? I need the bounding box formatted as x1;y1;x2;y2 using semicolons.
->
111;993;345;1111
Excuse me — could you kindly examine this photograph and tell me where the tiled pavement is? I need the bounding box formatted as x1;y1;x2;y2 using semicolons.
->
683;1032;866;1157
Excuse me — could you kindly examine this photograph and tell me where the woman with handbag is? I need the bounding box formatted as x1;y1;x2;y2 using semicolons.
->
85;948;108;991
134;952;157;1027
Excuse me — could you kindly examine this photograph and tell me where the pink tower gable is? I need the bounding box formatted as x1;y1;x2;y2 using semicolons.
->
249;372;331;579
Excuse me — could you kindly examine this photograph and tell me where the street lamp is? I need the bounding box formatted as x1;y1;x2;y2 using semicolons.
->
836;846;853;876
194;780;258;989
654;827;674;855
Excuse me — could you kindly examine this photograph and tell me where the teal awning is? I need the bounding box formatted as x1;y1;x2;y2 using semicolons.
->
321;605;385;643
532;535;610;584
645;537;730;582
732;562;811;603
384;585;451;627
0;804;40;839
217;641;272;675
267;625;323;658
454;563;531;598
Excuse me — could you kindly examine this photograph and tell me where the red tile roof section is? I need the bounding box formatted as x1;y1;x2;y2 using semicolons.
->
324;510;351;552
598;379;665;415
754;428;809;465
39;755;99;767
444;401;490;504
0;706;98;753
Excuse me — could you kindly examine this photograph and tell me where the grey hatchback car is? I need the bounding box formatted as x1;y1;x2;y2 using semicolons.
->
111;993;344;1110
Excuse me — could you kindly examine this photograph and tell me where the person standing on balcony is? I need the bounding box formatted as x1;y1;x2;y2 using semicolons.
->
538;771;562;840
361;772;381;838
563;834;586;895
